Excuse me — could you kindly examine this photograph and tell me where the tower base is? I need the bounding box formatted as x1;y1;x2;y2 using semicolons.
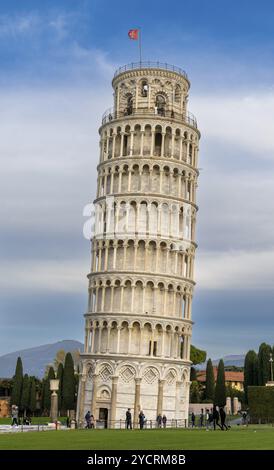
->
76;355;191;428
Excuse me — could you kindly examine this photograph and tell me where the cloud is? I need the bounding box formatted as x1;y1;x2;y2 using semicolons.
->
0;259;88;294
192;92;274;157
196;249;274;290
0;13;40;37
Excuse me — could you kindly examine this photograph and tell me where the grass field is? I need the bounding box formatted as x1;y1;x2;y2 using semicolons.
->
1;427;274;450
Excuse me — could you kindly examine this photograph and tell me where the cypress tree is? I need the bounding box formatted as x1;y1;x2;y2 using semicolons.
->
214;359;226;407
29;378;37;415
190;366;197;381
244;350;258;402
258;343;272;385
205;358;215;401
21;374;30;415
11;357;23;407
62;353;76;411
57;362;64;412
43;367;55;414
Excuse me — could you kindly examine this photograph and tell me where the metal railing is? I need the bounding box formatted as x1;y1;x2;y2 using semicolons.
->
79;418;188;429
114;62;188;80
101;107;197;129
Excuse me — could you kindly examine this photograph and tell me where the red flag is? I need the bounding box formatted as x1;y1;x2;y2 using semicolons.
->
128;29;139;40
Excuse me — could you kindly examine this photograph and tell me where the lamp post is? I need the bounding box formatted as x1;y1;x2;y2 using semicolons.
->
270;353;274;382
50;379;59;422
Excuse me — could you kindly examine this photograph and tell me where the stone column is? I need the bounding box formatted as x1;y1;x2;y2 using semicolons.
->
91;325;95;353
175;380;183;419
120;133;124;157
130;131;134;156
140;131;144;156
156;380;165;416
112;135;116;158
171;132;175;158
233;397;239;415
133;378;142;428
150;130;155;156
91;374;99;423
78;372;87;426
128;325;133;353
226;396;232;415
161;133;166;157
110;376;119;428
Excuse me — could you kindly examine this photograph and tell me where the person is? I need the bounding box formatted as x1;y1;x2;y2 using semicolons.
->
209;408;214;429
219;407;228;431
126;408;132;429
156;414;162;428
85;410;91;429
139;410;145;429
242;411;248;426
213;405;222;430
191;412;195;428
162;415;167;428
199;408;204;428
90;414;95;429
11;405;18;426
205;409;210;431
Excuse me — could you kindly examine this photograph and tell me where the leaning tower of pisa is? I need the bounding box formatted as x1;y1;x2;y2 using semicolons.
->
76;62;200;427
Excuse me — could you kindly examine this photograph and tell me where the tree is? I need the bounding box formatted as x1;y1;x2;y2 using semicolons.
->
57;362;64;412
21;374;30;415
53;349;66;370
214;360;226;407
29;378;37;415
43;367;55;414
11;357;23;407
258;343;272;385
205;359;215;401
190;367;197;381
190;345;207;365
244;350;258;402
62;353;76;411
190;381;202;403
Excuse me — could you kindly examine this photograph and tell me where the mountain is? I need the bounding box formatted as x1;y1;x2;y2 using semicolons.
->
212;355;245;367
0;340;84;379
197;354;245;370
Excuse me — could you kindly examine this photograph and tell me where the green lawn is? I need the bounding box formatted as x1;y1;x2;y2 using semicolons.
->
1;427;274;450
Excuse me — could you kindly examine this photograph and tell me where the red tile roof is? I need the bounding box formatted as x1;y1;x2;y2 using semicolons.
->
197;367;243;384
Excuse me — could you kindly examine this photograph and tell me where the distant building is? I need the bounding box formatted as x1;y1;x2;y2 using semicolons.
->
0;378;12;417
197;367;244;391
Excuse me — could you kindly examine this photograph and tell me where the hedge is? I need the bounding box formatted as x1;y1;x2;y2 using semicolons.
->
248;386;274;420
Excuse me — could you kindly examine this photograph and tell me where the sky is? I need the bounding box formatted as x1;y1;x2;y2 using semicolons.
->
1;0;274;359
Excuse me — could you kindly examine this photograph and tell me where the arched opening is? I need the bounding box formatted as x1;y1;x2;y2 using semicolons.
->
141;80;148;97
155;94;166;116
125;94;133;115
154;125;162;156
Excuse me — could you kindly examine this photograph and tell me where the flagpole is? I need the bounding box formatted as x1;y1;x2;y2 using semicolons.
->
138;28;142;65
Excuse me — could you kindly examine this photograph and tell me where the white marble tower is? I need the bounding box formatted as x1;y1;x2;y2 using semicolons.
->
76;62;200;427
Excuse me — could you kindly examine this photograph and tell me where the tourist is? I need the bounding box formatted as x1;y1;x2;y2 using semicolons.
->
219;407;228;431
90;414;95;429
126;408;132;429
191;412;195;428
209;408;214;429
85;410;91;429
162;414;167;428
199;408;204;427
156;414;162;428
11;405;18;426
205;409;210;431
139;410;145;429
213;405;222;430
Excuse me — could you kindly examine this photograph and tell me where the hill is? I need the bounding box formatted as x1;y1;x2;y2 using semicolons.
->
0;340;84;378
